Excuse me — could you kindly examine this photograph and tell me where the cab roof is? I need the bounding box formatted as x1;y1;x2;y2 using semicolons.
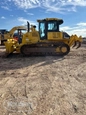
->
37;18;63;25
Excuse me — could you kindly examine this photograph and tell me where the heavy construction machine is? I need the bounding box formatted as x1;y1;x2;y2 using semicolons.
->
0;26;27;45
4;18;82;57
0;29;8;44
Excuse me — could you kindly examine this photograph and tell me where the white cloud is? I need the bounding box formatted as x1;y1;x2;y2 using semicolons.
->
60;26;72;31
27;13;34;15
61;22;86;37
12;0;40;9
18;17;36;25
68;28;86;37
1;6;10;10
2;0;86;13
1;16;6;19
77;22;86;26
24;10;34;15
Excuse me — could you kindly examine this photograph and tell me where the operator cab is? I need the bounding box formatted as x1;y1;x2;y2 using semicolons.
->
13;29;27;43
37;18;63;40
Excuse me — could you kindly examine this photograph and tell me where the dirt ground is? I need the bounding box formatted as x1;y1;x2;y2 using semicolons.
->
0;44;86;115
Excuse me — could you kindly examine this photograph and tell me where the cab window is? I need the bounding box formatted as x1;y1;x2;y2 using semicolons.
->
48;22;59;31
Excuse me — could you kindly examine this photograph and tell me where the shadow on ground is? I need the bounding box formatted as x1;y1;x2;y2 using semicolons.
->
0;52;64;71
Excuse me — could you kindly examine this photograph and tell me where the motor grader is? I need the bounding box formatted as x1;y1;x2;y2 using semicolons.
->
0;26;27;45
4;18;82;57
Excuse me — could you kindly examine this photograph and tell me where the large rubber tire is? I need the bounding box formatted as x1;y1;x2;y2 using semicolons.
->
60;44;70;55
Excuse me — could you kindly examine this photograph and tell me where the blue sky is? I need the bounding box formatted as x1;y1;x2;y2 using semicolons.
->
0;0;86;37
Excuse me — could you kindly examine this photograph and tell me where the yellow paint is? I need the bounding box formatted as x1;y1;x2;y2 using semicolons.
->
4;18;83;55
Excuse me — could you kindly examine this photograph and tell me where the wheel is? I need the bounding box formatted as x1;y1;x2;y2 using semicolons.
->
60;44;70;55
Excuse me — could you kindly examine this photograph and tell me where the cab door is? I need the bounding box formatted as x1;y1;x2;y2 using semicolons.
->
39;22;47;40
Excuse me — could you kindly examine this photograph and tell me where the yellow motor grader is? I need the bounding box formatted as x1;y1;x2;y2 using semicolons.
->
4;18;82;57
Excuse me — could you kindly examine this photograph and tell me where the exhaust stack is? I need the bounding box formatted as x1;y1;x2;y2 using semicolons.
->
27;21;30;32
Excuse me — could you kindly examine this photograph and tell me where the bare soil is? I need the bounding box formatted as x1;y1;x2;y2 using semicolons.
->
0;44;86;115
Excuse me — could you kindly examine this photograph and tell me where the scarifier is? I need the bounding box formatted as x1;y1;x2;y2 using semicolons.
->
4;18;82;57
